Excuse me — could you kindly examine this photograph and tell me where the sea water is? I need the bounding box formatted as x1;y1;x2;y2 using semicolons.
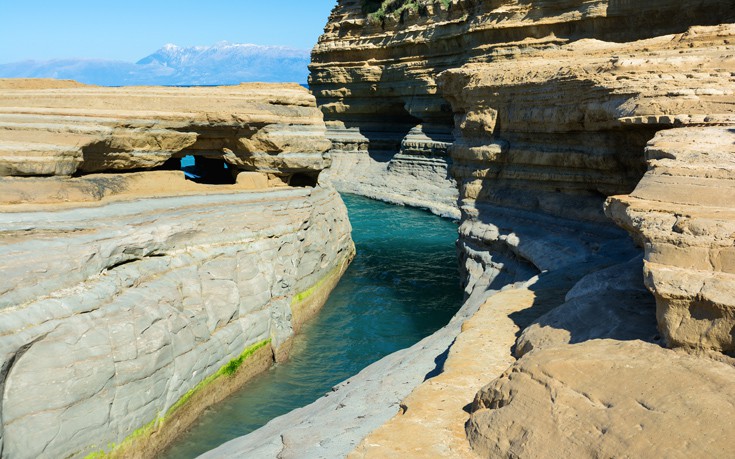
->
161;193;463;458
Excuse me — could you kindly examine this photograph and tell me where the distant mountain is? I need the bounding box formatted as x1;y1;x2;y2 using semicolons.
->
0;42;311;86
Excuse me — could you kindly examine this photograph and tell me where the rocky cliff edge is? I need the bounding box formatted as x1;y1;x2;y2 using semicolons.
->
0;80;354;458
205;2;735;458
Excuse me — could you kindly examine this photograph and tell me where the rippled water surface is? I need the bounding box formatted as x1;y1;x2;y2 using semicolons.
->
162;193;462;458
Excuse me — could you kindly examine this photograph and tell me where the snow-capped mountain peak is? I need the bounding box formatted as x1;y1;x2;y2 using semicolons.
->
0;42;311;86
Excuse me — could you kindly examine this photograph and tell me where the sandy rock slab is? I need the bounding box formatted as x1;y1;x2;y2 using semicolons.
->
0;79;331;177
467;339;735;459
348;288;536;459
516;256;659;356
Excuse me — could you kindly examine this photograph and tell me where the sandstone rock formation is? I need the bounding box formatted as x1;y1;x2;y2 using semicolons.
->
441;21;735;459
205;2;735;458
310;0;734;219
0;81;354;458
0;79;330;182
608;127;735;353
467;340;735;459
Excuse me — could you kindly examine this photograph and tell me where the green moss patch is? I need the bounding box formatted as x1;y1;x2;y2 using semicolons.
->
86;338;271;458
291;257;350;306
169;338;271;417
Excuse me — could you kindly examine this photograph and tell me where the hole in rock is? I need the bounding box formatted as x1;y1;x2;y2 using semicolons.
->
180;155;236;185
289;172;320;187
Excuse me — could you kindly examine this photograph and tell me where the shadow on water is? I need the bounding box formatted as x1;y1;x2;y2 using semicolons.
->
161;193;463;458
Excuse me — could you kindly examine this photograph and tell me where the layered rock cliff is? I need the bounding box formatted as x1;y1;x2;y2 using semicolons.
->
313;0;735;346
310;0;733;218
0;81;354;458
205;1;735;457
0;80;330;184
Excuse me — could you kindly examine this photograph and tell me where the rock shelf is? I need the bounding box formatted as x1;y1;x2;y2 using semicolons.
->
0;81;354;458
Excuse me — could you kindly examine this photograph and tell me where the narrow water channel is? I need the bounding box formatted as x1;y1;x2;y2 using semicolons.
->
162;193;463;458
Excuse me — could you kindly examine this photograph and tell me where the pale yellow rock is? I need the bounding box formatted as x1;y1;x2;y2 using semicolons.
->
235;171;269;189
350;288;537;459
0;170;275;207
0;80;331;177
607;127;735;353
467;340;735;459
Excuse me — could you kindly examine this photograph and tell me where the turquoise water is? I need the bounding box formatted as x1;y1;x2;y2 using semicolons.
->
161;193;462;458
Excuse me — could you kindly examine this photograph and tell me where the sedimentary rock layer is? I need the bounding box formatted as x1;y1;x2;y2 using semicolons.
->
608;127;735;353
468;340;735;459
0;79;331;180
310;0;734;217
0;187;353;459
216;3;735;458
0;80;355;459
439;23;735;304
439;23;735;458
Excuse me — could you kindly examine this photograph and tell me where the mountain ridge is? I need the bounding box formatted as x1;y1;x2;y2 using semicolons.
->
0;43;311;86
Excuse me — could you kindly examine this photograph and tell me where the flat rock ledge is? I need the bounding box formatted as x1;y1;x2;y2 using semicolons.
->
0;79;331;180
0;80;355;459
468;340;735;459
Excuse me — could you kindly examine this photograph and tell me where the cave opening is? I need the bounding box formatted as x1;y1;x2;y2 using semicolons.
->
179;155;236;185
289;172;320;187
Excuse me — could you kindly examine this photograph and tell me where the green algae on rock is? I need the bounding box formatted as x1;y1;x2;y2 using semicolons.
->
84;339;273;459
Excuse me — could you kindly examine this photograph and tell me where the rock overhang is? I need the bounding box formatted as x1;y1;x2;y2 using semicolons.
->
0;80;333;204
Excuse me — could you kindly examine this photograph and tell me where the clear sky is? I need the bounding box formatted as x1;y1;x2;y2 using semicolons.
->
0;0;337;63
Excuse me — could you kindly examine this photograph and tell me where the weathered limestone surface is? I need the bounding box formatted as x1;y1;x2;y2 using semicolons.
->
204;3;735;458
443;23;735;458
515;256;659;357
0;79;331;179
0;80;354;459
310;0;733;217
0;187;353;459
199;267;509;459
468;340;735;459
439;23;735;294
608;127;735;353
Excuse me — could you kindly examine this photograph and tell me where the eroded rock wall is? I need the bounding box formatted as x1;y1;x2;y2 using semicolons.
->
607;127;735;353
0;80;330;182
0;188;352;459
439;22;735;459
310;0;733;218
0;81;354;458
312;0;735;350
440;23;735;316
239;2;735;458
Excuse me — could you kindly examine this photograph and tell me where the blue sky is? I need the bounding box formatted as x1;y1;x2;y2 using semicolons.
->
0;0;337;63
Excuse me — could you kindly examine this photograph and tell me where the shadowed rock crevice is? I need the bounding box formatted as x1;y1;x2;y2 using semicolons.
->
423;339;454;381
185;156;237;185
